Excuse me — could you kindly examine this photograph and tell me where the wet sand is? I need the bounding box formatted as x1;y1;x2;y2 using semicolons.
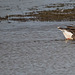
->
0;0;75;75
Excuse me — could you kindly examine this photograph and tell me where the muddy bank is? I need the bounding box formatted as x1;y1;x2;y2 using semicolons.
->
0;8;75;22
0;2;75;22
27;8;75;21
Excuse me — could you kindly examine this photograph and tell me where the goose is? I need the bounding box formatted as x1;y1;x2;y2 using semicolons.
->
58;26;75;40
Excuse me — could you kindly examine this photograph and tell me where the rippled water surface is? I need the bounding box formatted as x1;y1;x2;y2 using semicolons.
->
0;0;75;75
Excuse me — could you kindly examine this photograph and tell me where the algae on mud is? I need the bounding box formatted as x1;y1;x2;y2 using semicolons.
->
26;9;75;21
0;8;75;22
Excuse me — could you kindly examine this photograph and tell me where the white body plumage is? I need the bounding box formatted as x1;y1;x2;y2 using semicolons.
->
62;30;73;39
58;26;73;39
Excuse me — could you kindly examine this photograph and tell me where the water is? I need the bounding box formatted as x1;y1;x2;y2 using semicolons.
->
0;0;74;16
0;0;75;75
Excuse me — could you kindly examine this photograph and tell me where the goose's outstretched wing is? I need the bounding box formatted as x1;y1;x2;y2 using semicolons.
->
67;26;75;29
